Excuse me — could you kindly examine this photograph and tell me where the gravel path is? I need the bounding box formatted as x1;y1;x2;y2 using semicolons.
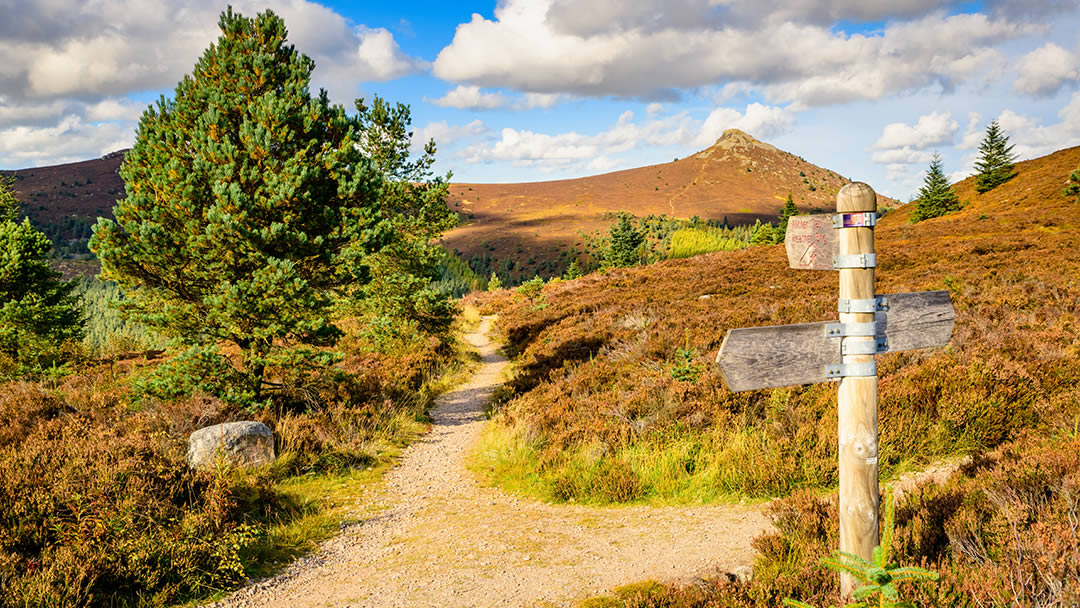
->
213;317;771;608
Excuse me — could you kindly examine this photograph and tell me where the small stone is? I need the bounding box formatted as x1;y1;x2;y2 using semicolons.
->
187;421;275;471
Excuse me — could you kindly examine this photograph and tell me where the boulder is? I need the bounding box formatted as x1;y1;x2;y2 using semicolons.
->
187;421;275;471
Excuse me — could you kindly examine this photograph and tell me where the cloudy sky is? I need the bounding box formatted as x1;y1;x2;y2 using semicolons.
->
1;0;1079;199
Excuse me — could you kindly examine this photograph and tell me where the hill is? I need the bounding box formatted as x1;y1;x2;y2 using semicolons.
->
1;151;126;258
443;129;894;276
6;132;888;279
469;145;1080;604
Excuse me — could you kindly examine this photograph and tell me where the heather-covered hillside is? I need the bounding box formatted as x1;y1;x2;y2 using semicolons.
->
470;145;1080;604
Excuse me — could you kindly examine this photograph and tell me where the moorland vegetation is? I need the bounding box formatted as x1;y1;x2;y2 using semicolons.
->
0;9;466;607
471;145;1080;605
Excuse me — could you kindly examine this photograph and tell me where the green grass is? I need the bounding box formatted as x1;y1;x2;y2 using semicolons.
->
667;226;752;259
469;419;799;505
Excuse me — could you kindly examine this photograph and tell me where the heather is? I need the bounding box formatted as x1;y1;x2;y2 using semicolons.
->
0;325;461;607
471;145;1080;506
578;432;1080;607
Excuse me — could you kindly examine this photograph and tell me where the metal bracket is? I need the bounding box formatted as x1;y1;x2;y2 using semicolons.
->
824;322;877;337
832;253;877;269
841;336;889;355
837;295;890;313
832;212;877;228
825;361;878;379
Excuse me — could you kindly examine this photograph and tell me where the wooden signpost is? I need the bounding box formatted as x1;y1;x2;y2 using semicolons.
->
715;182;955;595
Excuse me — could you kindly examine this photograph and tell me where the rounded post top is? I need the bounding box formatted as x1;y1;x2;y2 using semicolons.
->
837;182;877;213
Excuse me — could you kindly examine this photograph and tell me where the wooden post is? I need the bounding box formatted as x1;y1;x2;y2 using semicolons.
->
835;183;879;596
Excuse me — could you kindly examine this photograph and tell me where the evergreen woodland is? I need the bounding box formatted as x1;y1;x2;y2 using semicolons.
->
974;120;1018;193
909;153;961;223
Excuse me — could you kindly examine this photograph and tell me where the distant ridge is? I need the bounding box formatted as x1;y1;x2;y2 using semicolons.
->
443;129;893;276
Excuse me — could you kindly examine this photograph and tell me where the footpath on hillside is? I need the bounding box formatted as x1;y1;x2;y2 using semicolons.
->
213;317;770;608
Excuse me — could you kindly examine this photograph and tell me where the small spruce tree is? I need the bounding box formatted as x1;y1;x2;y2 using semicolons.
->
974;120;1018;193
778;191;798;240
910;153;961;223
564;259;583;280
750;220;778;245
604;212;644;267
487;272;502;291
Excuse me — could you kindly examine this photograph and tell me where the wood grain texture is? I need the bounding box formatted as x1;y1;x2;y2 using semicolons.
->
835;182;878;597
714;291;954;392
715;322;840;391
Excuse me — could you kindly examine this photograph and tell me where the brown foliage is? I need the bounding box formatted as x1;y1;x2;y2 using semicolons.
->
473;145;1080;502
0;327;452;606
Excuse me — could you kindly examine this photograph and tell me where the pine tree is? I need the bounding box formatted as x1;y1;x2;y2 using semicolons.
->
1063;165;1080;202
604;212;644;267
0;180;83;374
0;175;18;222
974;120;1018;193
90;9;388;405
487;272;502;291
352;95;457;337
910;153;961;223
778;191;798;240
564;259;583;279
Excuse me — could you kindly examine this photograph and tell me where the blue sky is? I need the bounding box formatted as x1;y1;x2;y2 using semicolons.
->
1;1;1079;200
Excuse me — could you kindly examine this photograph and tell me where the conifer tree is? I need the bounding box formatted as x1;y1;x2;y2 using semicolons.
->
487;272;502;291
90;9;388;405
352;95;457;336
564;259;583;280
778;191;798;239
0;175;18;222
974;120;1018;193
0;180;82;373
1063;165;1080;202
910;153;961;223
604;212;644;267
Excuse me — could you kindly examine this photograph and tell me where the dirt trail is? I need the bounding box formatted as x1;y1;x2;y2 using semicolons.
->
214;317;771;608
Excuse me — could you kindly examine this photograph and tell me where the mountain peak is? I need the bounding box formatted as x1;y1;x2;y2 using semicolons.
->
712;128;778;151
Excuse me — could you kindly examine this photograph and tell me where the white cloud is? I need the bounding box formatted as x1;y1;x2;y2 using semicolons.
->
871;148;935;164
957;112;984;149
518;92;568;109
873;112;959;150
587;156;618;172
0;0;423;105
0;1;427;167
428;85;508;110
0;115;133;168
412;119;487;153
646;103;664;117
433;1;1033;108
1013;43;1079;97
697;103;796;145
459;102;794;171
0;98;69;127
991;96;1080;158
84;98;146;122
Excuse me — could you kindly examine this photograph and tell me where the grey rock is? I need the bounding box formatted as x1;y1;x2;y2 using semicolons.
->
187;421;275;471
